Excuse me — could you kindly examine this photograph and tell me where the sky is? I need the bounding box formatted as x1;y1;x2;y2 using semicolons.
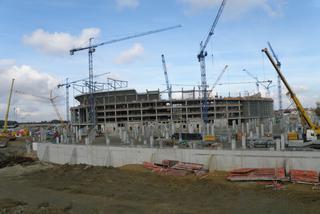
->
0;0;319;122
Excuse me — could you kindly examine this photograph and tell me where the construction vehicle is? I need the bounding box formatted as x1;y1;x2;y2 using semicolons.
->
0;79;16;141
262;48;320;142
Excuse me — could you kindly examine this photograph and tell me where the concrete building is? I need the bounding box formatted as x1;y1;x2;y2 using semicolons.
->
70;89;273;131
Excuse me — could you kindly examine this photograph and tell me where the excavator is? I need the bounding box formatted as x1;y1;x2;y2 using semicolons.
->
262;48;320;142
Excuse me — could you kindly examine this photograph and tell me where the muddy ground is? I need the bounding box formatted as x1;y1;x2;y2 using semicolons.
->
1;140;320;214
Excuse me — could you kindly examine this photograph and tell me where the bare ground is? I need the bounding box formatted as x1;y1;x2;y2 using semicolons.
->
1;140;320;213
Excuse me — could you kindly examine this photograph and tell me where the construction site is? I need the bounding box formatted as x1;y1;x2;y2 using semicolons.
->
1;0;320;213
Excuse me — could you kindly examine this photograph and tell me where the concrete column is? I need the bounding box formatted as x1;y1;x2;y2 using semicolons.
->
150;135;154;147
211;124;215;136
105;135;110;146
171;123;175;135
246;122;250;135
255;126;260;138
143;139;147;145
56;137;60;144
249;131;253;139
241;134;246;150
276;139;281;151
231;139;236;150
206;123;210;135
232;120;236;131
269;121;273;135
281;134;285;150
261;124;264;137
241;123;245;135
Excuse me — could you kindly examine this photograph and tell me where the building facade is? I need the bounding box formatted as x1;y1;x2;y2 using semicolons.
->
70;89;273;130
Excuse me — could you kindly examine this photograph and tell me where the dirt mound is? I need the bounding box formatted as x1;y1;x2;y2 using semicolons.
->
0;156;35;169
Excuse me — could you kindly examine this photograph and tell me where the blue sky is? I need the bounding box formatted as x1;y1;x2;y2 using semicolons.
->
0;0;319;121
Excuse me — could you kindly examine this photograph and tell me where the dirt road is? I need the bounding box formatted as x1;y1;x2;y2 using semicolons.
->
0;163;320;214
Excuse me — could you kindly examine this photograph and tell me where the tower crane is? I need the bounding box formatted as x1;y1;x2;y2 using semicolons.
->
262;48;320;142
70;25;181;129
161;54;172;100
242;69;273;96
197;0;226;134
267;41;282;112
208;65;228;97
15;90;65;126
57;72;110;122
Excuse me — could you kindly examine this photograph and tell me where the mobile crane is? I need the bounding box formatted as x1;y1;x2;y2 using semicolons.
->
262;48;320;142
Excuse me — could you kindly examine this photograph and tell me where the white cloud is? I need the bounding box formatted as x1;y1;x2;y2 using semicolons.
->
0;62;63;122
116;0;139;9
23;28;100;55
114;43;144;64
179;0;286;17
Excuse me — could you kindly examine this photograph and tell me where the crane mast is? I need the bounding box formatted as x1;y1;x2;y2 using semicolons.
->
197;0;226;134
70;25;181;129
161;54;172;100
58;72;110;123
262;48;320;135
3;78;15;132
209;65;228;97
267;42;283;112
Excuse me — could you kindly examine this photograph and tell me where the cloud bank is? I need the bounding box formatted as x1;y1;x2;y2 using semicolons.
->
179;0;286;17
0;61;62;121
114;43;144;64
116;0;139;9
23;28;100;55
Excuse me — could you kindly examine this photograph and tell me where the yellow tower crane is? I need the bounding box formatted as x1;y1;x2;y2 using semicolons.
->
3;78;15;132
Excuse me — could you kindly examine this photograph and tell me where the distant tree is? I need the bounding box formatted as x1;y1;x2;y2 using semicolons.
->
315;108;320;117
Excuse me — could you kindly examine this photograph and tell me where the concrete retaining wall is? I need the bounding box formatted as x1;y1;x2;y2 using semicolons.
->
37;143;320;172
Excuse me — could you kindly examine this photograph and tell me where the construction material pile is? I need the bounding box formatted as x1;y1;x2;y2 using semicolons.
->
227;168;286;181
227;168;320;185
143;160;208;177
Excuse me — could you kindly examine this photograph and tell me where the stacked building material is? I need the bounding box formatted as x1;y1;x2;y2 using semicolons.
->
227;168;286;181
143;160;207;177
290;169;319;184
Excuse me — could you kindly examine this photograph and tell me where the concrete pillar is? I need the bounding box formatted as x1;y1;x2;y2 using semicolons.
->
188;124;193;134
231;139;236;150
276;139;281;151
206;123;210;135
171;123;175;135
211;124;215;136
105;135;110;146
56;137;60;144
150;135;154;147
261;124;264;137
281;134;285;150
241;134;246;150
241;123;245;135
232;120;236;131
249;131;253;139
255;126;260;138
165;130;170;139
246;122;250;135
143;139;147;145
269;121;273;135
